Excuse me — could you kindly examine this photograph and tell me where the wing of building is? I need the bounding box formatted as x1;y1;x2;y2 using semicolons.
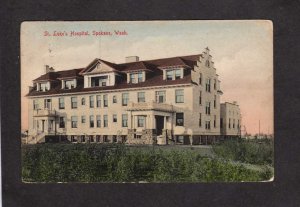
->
26;48;241;145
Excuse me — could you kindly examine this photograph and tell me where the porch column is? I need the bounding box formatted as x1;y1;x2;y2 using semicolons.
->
61;80;65;89
153;115;156;129
163;116;167;129
147;115;151;129
128;111;132;129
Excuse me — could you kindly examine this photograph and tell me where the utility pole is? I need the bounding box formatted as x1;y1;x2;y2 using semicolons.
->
258;119;260;139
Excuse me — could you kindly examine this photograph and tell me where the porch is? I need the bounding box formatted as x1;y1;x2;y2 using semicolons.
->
126;102;175;145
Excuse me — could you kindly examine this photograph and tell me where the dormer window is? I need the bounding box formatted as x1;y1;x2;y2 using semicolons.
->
175;69;181;80
91;76;108;87
164;68;183;80
130;73;135;83
37;82;50;92
166;70;173;80
138;72;143;82
64;80;75;89
128;71;144;84
61;79;77;90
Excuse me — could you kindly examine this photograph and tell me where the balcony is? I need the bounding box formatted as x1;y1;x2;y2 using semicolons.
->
33;109;57;117
127;101;175;112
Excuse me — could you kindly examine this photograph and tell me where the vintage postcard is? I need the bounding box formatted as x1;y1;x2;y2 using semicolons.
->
21;20;273;182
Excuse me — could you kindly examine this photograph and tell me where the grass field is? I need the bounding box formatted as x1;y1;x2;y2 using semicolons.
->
21;140;274;183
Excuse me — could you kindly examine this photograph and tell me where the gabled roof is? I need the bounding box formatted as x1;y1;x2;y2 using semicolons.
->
80;59;120;74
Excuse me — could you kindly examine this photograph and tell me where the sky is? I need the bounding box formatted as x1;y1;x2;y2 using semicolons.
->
21;20;273;135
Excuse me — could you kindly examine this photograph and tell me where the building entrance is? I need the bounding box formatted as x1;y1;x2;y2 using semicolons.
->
155;115;164;135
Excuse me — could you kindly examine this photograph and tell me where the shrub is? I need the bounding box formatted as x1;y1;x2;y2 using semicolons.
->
22;144;273;182
212;139;274;166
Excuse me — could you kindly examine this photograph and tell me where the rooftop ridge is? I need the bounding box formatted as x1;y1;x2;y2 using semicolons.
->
117;53;202;65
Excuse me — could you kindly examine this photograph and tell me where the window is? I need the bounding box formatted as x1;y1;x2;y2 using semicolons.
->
137;72;143;83
205;121;211;129
175;69;181;79
81;115;86;123
229;118;231;128
199;113;202;127
113;95;117;103
214;115;216;128
58;97;64;109
64;80;75;89
156;91;166;103
113;114;117;122
205;102;211;115
175;89;184;103
122;93;129;106
81;135;85;142
214;79;217;90
166;69;182;80
96;115;101;127
59;117;65;128
103;135;108;142
205;60;210;67
177;135;184;143
176;113;184;126
71;97;77;109
96;95;101;107
103;115;108;127
89;96;94;108
44;99;51;109
71;116;77;128
199;73;202;85
214;95;217;108
137;116;145;127
96;135;100;142
129;73;136;83
81;97;85;105
199;91;202;105
166;70;173;80
103;94;108;107
33;100;39;110
137;92;145;103
39;82;49;91
111;135;116;143
206;79;211;92
238;120;240;129
91;76;108;87
233;119;235;129
71;135;77;143
122;114;128;127
90;115;94;128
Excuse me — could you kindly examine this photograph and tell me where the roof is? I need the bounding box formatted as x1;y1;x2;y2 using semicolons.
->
27;54;202;97
33;68;83;82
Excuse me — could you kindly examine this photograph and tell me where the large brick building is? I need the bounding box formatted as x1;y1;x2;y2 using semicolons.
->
26;47;241;144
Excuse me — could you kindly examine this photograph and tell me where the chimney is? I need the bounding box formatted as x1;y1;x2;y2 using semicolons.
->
45;65;55;73
125;56;139;63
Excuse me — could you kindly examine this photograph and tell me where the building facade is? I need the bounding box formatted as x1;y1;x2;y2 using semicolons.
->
220;102;241;137
26;48;240;144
